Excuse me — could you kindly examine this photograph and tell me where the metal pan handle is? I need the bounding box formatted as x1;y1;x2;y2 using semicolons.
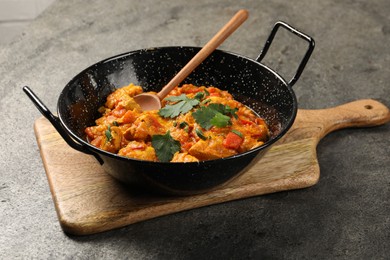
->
256;21;315;87
23;86;103;164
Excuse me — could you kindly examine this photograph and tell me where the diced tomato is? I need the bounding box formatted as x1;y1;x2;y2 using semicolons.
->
223;132;243;150
122;110;137;124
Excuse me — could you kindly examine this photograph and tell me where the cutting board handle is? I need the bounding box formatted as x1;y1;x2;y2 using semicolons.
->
296;99;390;140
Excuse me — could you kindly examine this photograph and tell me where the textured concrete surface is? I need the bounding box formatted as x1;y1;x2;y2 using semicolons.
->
1;0;389;259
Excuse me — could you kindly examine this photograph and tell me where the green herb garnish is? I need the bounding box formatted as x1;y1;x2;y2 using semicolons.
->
192;103;238;130
179;121;189;129
210;113;231;128
105;125;113;142
178;121;189;132
231;129;243;138
159;94;201;118
195;128;207;140
201;98;211;105
194;92;206;100
151;131;181;162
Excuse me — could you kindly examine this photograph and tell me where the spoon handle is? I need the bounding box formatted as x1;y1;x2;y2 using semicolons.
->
157;9;249;100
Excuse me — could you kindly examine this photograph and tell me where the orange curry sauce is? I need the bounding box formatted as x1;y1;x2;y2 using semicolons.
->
85;83;269;162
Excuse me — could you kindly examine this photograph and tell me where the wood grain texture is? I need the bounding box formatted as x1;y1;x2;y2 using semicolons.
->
33;99;390;235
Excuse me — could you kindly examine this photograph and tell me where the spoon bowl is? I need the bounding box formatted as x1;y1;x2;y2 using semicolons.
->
133;93;162;111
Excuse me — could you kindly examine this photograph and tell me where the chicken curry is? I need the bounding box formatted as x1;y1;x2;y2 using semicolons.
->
85;83;269;162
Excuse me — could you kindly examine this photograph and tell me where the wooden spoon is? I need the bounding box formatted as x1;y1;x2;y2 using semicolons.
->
134;9;249;111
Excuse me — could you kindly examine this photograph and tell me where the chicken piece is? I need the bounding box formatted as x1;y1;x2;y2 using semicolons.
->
105;83;142;110
189;135;236;160
239;123;269;141
95;114;119;126
238;136;264;153
115;110;139;124
100;126;123;153
85;125;106;140
118;141;157;161
121;83;143;97
176;112;196;126
124;112;167;141
86;125;123;153
170;128;190;144
117;94;142;111
171;152;199;162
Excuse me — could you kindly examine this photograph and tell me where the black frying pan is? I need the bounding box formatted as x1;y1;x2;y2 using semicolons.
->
24;21;314;195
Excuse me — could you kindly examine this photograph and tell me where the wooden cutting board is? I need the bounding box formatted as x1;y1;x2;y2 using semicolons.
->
33;99;390;235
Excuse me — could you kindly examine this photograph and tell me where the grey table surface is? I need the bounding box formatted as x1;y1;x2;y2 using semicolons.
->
1;0;389;259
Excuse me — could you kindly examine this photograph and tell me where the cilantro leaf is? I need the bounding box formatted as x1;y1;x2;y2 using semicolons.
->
212;104;238;119
164;94;189;102
151;131;181;162
201;98;211;105
159;94;200;118
194;92;205;100
192;106;216;130
195;128;208;140
105;125;113;142
192;103;238;130
210;112;231;128
179;121;189;129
